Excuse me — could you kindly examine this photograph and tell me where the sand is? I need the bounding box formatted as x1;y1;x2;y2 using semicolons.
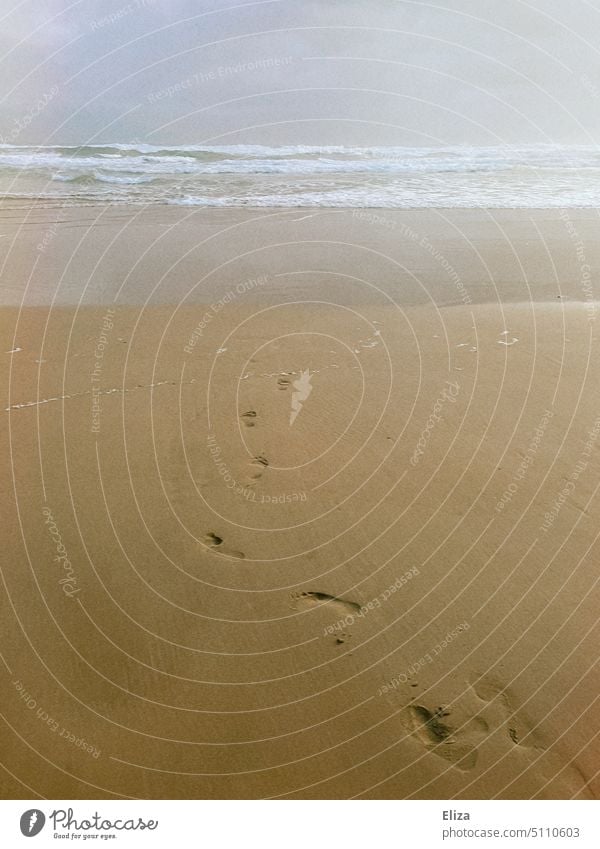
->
1;204;599;799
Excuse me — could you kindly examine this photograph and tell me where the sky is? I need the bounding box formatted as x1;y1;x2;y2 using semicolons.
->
2;0;600;146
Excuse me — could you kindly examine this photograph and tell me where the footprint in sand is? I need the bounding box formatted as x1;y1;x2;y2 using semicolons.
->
241;410;257;427
292;590;361;618
205;532;223;547
468;673;598;796
242;455;269;487
470;674;539;750
249;454;268;477
202;532;245;559
402;704;489;771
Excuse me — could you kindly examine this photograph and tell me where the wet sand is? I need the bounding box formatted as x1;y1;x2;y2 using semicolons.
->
1;205;599;799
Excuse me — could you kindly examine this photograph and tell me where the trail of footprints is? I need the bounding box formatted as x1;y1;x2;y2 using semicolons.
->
239;409;269;486
286;589;543;770
234;395;584;785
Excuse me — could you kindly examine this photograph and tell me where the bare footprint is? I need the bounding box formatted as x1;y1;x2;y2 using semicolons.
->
250;455;268;475
403;704;488;772
469;674;596;797
204;532;223;547
203;532;245;560
292;590;361;618
470;674;507;704
244;455;269;487
241;410;257;427
470;674;537;749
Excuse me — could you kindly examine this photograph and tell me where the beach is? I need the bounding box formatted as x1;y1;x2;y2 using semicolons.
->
1;204;599;799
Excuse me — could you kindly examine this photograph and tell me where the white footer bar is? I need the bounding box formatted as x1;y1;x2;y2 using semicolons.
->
0;800;598;848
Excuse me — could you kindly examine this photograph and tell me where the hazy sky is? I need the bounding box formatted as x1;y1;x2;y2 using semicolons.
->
2;0;600;146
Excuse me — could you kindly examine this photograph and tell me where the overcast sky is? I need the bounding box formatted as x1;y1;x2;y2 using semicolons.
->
2;0;600;146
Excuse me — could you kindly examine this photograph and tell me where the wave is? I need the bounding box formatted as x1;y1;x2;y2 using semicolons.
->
51;172;159;185
2;143;600;207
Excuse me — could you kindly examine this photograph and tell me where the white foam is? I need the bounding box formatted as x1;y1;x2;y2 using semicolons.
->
2;143;600;207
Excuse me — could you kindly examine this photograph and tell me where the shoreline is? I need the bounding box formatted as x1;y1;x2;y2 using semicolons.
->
1;205;600;309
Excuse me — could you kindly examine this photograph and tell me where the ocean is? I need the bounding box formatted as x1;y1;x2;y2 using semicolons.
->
1;143;600;208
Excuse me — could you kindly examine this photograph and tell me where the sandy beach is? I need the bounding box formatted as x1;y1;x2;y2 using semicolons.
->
1;204;599;799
